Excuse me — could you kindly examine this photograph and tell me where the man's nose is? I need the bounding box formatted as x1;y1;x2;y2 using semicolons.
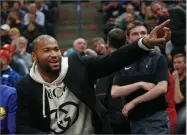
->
50;50;58;57
137;34;143;39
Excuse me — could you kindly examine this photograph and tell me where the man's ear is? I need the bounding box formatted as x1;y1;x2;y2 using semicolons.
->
126;35;130;43
31;52;36;62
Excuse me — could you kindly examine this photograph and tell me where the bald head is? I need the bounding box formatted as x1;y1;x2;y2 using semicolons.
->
32;35;58;52
73;38;87;52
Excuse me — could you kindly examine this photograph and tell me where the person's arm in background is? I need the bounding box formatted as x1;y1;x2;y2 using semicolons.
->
122;55;168;117
82;20;170;80
111;82;155;98
172;71;184;104
7;90;17;134
37;12;45;27
23;13;29;25
102;2;113;12
11;71;21;88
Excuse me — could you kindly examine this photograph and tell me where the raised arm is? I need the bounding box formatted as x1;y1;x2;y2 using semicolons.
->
172;71;185;104
82;40;146;79
82;20;170;80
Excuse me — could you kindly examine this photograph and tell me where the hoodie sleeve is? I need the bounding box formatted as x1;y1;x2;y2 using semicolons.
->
15;82;48;134
81;39;148;80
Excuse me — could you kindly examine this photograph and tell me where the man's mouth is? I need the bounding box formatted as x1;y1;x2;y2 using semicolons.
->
49;61;60;67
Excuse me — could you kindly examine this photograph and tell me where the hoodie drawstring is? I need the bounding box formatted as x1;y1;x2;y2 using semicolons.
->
42;84;47;118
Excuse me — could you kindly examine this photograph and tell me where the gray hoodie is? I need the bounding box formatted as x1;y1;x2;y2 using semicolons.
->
30;57;94;134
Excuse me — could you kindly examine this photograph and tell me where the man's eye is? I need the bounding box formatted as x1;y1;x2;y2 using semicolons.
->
132;33;138;36
55;48;59;52
44;49;50;52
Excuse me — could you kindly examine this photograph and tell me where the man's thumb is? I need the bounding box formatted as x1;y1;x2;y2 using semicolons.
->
151;38;166;45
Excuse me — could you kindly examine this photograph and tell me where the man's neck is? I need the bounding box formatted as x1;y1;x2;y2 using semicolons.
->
38;68;59;83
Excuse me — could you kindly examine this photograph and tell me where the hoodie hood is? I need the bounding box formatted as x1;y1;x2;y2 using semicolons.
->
30;56;68;86
30;56;69;117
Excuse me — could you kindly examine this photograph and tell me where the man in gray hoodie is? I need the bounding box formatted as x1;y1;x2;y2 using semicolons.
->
16;20;170;134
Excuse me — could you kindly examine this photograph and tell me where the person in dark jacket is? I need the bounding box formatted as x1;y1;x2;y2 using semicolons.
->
0;85;17;134
95;28;130;134
151;2;186;55
15;20;170;134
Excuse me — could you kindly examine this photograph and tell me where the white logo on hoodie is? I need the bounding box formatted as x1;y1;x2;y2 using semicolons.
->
30;57;94;135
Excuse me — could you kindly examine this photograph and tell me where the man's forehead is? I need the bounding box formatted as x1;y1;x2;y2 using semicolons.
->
77;39;85;43
174;57;185;61
38;37;58;44
131;26;147;33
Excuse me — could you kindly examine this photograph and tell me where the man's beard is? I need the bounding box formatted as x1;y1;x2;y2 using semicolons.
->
37;59;61;75
44;65;61;75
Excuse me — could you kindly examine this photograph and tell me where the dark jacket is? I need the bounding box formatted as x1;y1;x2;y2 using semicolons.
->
16;40;147;134
168;6;186;47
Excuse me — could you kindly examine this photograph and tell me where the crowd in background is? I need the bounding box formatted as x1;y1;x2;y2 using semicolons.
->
0;0;186;134
0;0;59;82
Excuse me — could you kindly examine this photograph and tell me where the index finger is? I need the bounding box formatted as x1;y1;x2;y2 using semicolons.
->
156;19;170;30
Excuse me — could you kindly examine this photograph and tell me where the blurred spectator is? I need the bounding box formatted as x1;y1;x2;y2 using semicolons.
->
63;48;76;57
116;3;143;23
9;27;20;41
9;27;21;46
0;85;17;134
72;38;87;56
35;0;54;36
102;0;125;24
144;6;153;19
10;1;26;20
95;28;130;134
140;1;152;19
14;36;33;69
23;13;45;53
151;1;186;55
1;1;10;24
172;54;186;113
0;24;11;45
145;15;157;33
46;0;60;23
116;4;143;30
125;4;143;21
92;37;108;55
6;11;25;33
21;0;29;13
131;0;141;12
35;0;50;22
0;49;21;87
3;44;29;76
24;3;45;26
120;13;135;30
63;38;87;56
